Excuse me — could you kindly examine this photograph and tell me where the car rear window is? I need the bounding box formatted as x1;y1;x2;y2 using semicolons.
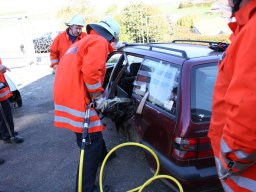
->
190;64;217;122
133;58;180;115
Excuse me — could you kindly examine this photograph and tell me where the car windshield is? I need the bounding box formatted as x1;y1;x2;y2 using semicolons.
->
190;64;217;122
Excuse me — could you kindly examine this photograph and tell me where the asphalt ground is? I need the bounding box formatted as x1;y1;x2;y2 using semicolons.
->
0;64;170;192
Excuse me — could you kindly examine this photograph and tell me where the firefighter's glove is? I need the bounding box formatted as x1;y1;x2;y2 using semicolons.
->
94;95;108;113
115;42;126;50
94;96;119;113
95;96;132;114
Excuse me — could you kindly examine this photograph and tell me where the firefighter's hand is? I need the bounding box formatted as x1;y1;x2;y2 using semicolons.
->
0;65;10;74
53;64;58;71
94;95;107;113
94;96;121;113
115;42;126;49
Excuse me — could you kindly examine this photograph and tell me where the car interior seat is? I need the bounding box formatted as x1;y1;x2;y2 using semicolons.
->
120;62;141;96
129;62;141;77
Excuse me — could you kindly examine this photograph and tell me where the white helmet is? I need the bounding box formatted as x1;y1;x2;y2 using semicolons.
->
65;15;85;27
86;17;120;42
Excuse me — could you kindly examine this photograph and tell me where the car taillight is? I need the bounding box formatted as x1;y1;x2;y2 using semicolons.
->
173;136;213;159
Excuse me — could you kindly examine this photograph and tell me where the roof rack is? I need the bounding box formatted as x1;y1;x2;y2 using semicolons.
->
172;40;229;51
122;42;188;59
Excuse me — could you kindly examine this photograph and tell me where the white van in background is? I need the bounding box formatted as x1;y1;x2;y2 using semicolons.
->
5;74;22;108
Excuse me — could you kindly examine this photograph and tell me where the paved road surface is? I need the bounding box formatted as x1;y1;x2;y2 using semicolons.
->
0;64;170;192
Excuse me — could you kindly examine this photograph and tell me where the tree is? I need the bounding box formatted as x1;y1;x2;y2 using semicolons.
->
175;15;196;34
120;3;170;43
105;5;119;15
56;0;97;29
171;15;229;43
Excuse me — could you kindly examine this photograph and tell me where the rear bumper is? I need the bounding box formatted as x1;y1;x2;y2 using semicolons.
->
142;141;221;191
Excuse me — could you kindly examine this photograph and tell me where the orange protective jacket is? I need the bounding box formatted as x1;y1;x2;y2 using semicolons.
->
50;29;86;68
0;59;12;102
209;1;256;191
53;30;113;133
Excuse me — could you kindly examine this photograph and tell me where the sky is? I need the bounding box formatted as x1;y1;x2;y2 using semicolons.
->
0;0;178;15
0;0;62;14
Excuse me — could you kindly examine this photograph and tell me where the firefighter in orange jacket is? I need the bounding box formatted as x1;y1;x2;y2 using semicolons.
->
0;61;9;165
50;15;87;73
209;0;256;191
0;59;24;144
53;17;120;192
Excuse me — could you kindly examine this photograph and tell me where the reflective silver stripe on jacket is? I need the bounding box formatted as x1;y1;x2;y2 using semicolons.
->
220;152;256;175
221;181;233;192
221;138;256;161
51;59;59;64
215;156;232;180
55;116;83;128
220;138;256;174
230;175;256;191
85;81;101;91
54;104;101;128
88;119;103;128
55;104;85;118
215;157;256;191
55;104;98;118
0;89;11;99
65;46;78;54
55;116;102;129
89;109;98;117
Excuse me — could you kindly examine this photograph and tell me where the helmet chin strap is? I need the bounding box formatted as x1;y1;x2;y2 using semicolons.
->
232;0;243;13
68;26;74;36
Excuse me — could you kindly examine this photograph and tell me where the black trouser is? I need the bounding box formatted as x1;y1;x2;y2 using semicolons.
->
75;132;108;192
0;100;14;140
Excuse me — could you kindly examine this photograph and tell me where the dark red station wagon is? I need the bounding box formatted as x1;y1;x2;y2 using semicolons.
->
103;40;227;192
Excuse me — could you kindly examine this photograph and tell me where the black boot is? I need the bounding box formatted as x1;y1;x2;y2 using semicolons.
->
4;136;24;144
0;132;18;140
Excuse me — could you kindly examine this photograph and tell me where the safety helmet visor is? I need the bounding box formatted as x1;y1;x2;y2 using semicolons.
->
86;18;120;42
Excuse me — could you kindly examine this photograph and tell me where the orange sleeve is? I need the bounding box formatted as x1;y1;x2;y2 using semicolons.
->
50;36;60;68
223;21;256;159
81;38;108;94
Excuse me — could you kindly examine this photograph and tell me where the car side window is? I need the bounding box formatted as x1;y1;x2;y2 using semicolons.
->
107;54;143;67
133;58;180;115
107;53;122;66
118;55;144;96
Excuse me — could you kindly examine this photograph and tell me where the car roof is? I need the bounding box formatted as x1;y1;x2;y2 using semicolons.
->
121;41;227;60
157;43;220;58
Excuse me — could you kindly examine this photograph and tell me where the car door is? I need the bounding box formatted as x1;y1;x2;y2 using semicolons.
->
103;52;123;89
132;57;181;158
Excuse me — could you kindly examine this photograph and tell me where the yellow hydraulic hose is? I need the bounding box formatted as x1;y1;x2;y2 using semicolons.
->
78;149;85;192
99;142;183;192
78;103;92;192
